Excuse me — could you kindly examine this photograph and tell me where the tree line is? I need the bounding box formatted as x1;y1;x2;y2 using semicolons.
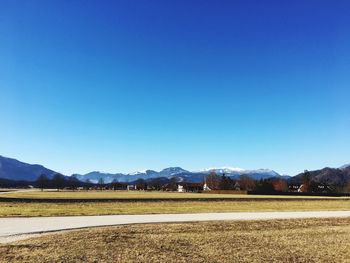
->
35;170;350;194
204;172;287;192
35;173;86;191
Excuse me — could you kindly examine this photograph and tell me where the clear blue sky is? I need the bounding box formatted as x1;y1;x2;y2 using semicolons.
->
1;0;349;176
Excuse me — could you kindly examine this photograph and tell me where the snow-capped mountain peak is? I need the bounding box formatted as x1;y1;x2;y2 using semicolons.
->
74;166;281;183
199;167;245;173
128;170;148;176
159;167;189;176
244;168;280;177
340;163;350;169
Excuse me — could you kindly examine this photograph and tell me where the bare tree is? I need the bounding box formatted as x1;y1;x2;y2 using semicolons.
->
149;178;162;191
36;174;48;191
205;172;220;190
84;179;92;191
68;175;80;191
111;179;118;190
98;177;105;191
52;173;65;191
135;178;146;190
168;177;178;191
344;181;350;193
238;174;255;191
302;170;311;193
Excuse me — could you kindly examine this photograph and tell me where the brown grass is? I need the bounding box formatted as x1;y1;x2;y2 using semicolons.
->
2;190;349;199
0;199;350;217
1;218;350;262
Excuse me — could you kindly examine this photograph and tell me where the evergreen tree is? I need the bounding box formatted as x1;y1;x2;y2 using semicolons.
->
219;174;234;190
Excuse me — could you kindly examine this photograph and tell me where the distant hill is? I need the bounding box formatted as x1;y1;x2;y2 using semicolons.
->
1;154;349;186
75;167;190;184
0;155;57;182
76;166;283;184
0;177;35;188
291;166;350;187
340;164;350;169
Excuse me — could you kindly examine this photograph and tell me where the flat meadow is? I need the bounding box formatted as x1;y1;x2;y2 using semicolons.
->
0;190;349;217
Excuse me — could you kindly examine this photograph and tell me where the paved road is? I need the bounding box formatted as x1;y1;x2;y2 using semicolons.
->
0;189;35;195
1;211;350;243
0;189;39;197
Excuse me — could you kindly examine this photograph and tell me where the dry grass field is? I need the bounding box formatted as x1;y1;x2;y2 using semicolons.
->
2;190;230;199
1;190;348;217
1;218;350;262
2;189;348;200
0;199;349;217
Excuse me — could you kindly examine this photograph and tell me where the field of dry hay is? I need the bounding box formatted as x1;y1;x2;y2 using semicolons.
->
1;218;350;262
2;190;348;199
1;199;350;217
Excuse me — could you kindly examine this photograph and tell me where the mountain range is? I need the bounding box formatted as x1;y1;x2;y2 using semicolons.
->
0;155;282;183
1;155;349;187
291;165;350;187
73;167;281;184
0;155;56;181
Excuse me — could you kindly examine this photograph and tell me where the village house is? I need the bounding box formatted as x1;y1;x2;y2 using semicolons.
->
177;182;203;193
